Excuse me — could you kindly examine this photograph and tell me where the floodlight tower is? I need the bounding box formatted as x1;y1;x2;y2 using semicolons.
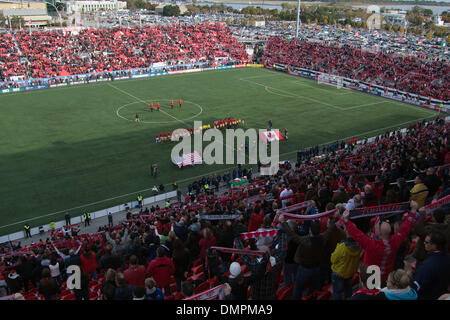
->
295;0;301;38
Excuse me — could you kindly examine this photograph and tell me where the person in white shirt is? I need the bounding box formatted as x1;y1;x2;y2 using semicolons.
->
280;186;294;208
49;256;61;285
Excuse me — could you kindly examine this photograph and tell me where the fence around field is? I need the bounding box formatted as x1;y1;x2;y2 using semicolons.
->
0;190;177;244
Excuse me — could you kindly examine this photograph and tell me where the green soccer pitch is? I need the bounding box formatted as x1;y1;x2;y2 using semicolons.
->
0;67;440;235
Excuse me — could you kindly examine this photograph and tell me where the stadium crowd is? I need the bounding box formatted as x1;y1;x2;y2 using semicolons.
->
0;23;248;83
0;118;449;301
263;36;450;101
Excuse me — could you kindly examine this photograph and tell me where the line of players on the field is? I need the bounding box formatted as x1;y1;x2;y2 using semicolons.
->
155;118;244;143
149;99;182;112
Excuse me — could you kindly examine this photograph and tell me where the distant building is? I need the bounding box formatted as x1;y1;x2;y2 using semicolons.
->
64;0;127;14
155;4;187;15
0;1;52;26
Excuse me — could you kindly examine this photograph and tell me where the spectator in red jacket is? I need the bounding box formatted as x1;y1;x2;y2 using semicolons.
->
342;201;419;284
248;209;264;233
124;255;146;288
80;247;98;280
146;246;175;295
199;227;217;278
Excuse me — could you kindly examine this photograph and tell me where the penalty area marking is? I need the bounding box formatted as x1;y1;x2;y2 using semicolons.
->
116;99;203;124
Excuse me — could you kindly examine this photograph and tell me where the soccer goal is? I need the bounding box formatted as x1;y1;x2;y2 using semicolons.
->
316;72;344;89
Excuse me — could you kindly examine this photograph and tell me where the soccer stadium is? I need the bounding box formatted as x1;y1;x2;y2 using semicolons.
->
0;0;449;302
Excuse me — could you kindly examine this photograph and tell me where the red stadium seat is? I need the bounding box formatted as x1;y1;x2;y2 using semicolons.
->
174;291;185;300
191;264;203;275
192;258;202;267
276;283;294;300
194;281;211;294
61;293;76;300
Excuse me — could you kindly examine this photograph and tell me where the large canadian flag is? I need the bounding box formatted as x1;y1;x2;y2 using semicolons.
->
259;129;285;143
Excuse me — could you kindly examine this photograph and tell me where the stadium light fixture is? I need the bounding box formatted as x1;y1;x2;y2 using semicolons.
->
295;0;301;38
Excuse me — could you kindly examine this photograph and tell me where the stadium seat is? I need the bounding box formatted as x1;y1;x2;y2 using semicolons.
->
194;281;211;294
207;276;218;288
60;289;71;297
61;293;76;300
191;264;203;275
317;290;332;300
89;291;98;300
25;294;38;300
276;283;294;300
352;273;360;287
192;258;202;267
174;291;185;300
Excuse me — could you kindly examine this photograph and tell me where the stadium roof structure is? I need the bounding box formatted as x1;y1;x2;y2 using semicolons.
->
2;8;48;16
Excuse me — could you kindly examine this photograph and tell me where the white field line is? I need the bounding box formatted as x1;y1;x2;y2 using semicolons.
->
240;77;345;111
108;83;190;127
292;80;353;96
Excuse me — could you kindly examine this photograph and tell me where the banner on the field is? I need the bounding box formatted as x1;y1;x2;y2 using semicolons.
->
210;246;265;256
231;176;249;188
349;202;409;219
241;229;279;240
259;129;285;143
201;214;241;220
283;208;336;221
184;284;226;300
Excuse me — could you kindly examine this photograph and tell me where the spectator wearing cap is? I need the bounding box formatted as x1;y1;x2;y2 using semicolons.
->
410;231;450;300
144;278;164;300
342;201;418;285
124;255;146;288
410;174;429;208
226;261;254;300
